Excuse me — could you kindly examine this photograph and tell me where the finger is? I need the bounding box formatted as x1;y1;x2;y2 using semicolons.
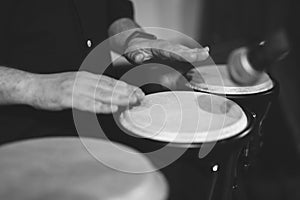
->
73;97;118;113
151;46;209;62
95;104;119;114
125;49;153;64
132;87;145;101
96;77;134;96
95;90;136;106
165;48;209;62
180;48;210;62
69;73;141;111
81;77;144;105
92;101;119;114
150;47;186;61
97;78;145;100
94;88;144;106
82;74;127;90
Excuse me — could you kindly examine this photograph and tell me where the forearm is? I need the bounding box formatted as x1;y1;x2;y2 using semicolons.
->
108;18;142;54
0;66;35;105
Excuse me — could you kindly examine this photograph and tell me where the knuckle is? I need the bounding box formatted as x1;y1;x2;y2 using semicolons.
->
77;98;95;112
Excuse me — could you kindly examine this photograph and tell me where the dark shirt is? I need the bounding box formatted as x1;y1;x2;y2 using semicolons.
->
0;0;134;144
0;0;133;72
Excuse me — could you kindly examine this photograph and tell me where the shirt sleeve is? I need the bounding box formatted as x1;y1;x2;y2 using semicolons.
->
108;0;134;25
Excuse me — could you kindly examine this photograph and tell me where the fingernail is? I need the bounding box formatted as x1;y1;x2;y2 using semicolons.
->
134;88;145;100
135;54;144;63
130;95;137;103
202;50;209;55
203;46;210;51
111;106;118;113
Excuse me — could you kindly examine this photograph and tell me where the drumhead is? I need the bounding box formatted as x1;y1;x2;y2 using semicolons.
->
120;91;248;143
0;138;168;200
187;65;274;95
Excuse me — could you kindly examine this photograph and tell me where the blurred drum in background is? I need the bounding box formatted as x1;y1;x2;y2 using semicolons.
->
186;64;279;167
118;91;255;200
0;137;168;200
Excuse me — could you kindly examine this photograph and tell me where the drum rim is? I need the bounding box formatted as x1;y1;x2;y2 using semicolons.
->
188;76;279;98
119;91;254;146
187;65;276;95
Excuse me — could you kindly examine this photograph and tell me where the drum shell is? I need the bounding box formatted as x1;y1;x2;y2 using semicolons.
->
189;79;279;171
98;105;255;200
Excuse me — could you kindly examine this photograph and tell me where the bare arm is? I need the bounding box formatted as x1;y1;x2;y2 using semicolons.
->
0;66;144;113
0;66;34;105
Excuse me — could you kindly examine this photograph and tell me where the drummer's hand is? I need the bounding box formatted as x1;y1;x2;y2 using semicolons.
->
28;71;144;113
124;38;210;64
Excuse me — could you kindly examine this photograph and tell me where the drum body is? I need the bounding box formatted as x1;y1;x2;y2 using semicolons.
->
0;137;168;200
186;64;279;167
136;121;254;200
107;91;256;200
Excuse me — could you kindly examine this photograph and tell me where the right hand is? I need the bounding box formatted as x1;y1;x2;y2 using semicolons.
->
28;71;144;113
124;38;210;64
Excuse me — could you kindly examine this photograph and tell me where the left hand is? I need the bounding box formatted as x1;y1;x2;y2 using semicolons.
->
124;38;209;65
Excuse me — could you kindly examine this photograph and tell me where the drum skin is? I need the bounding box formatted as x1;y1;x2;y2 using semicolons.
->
119;91;248;144
0;137;168;200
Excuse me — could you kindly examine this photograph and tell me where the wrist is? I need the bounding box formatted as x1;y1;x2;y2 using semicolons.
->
19;73;42;107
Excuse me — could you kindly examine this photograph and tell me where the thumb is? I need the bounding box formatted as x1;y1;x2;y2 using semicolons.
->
125;49;153;65
133;53;146;64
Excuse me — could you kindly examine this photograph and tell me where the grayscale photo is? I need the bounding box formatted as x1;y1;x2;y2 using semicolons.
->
0;0;299;200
